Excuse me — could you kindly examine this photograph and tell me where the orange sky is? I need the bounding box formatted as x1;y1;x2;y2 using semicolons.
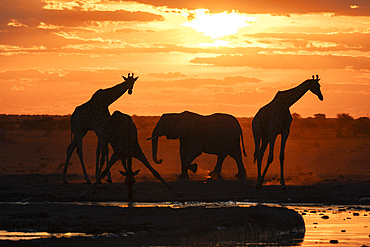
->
0;0;369;117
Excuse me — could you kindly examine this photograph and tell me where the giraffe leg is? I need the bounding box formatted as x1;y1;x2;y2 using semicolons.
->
254;135;268;184
81;153;120;198
135;152;169;187
63;138;78;184
76;137;91;184
209;154;227;179
256;135;277;189
100;152;120;181
279;129;290;190
258;136;269;175
135;152;183;197
95;140;102;183
253;130;268;181
95;140;112;183
105;145;112;183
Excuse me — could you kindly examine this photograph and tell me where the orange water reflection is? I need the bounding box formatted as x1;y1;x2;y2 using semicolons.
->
0;231;93;241
294;206;370;247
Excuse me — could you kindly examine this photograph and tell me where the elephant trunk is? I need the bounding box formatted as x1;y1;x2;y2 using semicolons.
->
151;137;163;164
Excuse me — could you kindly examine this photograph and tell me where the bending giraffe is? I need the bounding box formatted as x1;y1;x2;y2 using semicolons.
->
252;75;323;189
83;111;182;200
63;73;139;184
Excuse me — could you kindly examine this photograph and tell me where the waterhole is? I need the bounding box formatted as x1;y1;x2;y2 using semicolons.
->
1;201;369;246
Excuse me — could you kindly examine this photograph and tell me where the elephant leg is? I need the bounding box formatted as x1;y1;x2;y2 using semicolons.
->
230;149;247;179
209;154;226;179
179;139;200;178
179;150;201;178
180;141;189;178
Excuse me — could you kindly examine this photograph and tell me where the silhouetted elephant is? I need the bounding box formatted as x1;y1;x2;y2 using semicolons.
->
148;111;247;179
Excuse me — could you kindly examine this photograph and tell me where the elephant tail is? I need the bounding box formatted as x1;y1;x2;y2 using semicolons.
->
240;131;247;157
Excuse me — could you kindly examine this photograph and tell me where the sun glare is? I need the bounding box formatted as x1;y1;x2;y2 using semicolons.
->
183;9;256;39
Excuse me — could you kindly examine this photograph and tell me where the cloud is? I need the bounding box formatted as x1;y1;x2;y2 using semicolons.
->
134;0;370;16
147;72;188;78
223;76;262;83
0;0;163;30
10;85;25;91
114;28;155;33
190;54;370;70
244;32;370;52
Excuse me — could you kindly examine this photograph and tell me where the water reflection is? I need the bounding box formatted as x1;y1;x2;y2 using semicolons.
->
78;200;260;208
0;230;93;241
293;206;370;247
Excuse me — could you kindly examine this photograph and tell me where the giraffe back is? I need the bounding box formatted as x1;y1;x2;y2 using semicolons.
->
71;100;110;136
105;111;141;157
253;98;292;136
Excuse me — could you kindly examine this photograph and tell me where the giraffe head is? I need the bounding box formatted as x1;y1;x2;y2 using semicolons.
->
308;75;323;101
122;73;139;95
119;169;140;201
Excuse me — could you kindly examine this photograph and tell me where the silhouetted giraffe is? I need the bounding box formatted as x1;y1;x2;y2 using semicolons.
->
83;111;181;200
63;73;138;184
252;75;323;189
104;111;138;201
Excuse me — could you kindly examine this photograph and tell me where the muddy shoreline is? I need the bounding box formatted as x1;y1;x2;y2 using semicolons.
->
0;203;305;246
0;174;369;246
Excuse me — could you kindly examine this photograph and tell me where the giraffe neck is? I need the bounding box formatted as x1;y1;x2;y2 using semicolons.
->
276;80;310;108
93;82;129;107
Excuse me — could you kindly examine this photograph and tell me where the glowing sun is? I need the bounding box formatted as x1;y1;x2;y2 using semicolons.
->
183;9;256;39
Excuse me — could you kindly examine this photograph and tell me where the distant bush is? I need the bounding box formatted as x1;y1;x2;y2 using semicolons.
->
57;118;71;130
351;117;370;137
335;113;370;137
20;116;57;130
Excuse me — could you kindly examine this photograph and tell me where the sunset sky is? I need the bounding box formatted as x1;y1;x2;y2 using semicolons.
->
0;0;369;117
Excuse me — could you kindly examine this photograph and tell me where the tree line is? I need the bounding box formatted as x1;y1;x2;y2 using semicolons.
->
0;113;369;138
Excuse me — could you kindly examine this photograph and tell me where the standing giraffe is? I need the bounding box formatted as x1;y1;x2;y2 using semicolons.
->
83;111;181;200
252;75;323;189
63;73;139;184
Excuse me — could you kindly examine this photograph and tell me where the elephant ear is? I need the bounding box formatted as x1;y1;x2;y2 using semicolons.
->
173;114;195;139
